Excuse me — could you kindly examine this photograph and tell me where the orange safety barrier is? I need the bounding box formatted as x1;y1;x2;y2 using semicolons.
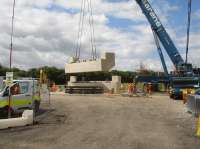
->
147;83;152;95
183;89;195;104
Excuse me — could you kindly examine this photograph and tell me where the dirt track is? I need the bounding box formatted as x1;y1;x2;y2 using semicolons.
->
0;94;199;149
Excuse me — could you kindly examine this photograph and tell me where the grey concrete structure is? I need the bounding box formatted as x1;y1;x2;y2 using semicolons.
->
67;76;122;94
65;53;115;74
111;76;122;93
0;110;33;130
187;95;200;116
70;76;77;83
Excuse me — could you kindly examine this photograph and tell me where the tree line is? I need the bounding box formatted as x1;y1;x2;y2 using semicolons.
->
0;64;162;84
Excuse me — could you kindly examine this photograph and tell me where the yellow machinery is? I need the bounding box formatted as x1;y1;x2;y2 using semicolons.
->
182;89;195;104
39;70;48;85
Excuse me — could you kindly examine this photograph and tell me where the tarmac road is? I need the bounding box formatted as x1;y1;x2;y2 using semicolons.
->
0;94;199;149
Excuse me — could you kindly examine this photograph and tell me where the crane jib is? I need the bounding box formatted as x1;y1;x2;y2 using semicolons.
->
141;0;161;28
136;0;185;66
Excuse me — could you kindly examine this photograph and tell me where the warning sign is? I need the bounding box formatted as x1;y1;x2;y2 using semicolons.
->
6;72;13;86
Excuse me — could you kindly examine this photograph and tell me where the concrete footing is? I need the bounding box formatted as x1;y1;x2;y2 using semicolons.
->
111;76;122;93
65;53;115;74
0;110;33;130
70;76;77;83
67;76;121;94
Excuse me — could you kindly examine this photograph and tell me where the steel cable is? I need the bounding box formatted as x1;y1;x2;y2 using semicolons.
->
185;0;192;64
86;0;95;59
75;0;97;60
75;0;84;59
89;0;97;59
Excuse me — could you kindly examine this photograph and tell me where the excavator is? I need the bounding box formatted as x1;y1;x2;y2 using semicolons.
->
135;0;200;99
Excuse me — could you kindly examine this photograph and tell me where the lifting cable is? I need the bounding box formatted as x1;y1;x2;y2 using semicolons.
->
75;0;85;59
91;0;97;59
75;0;97;60
185;0;192;64
87;0;97;59
10;0;16;70
87;0;95;59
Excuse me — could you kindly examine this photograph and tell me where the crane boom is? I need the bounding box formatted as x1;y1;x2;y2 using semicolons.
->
152;29;169;75
135;0;184;68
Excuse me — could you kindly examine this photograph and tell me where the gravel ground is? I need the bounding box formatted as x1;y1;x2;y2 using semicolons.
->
0;94;199;149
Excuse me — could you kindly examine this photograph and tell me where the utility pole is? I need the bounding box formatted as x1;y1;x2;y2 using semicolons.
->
8;0;16;118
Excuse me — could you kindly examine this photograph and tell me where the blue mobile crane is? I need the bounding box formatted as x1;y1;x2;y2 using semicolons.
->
135;0;200;99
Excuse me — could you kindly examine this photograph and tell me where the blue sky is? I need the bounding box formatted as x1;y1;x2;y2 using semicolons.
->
164;0;200;32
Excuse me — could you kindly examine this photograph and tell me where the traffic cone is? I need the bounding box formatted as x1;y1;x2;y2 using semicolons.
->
196;116;200;137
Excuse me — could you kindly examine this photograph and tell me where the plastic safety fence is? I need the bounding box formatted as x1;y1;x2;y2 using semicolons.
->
187;95;200;116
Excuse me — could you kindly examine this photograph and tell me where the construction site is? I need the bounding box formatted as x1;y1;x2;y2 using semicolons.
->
0;0;200;149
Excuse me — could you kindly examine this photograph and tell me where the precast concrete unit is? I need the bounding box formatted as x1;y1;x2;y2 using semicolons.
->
65;53;115;74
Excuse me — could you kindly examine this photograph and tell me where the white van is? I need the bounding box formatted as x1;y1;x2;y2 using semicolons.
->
0;79;41;114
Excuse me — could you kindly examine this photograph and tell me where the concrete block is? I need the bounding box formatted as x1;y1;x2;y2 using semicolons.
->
111;76;121;93
65;53;115;74
187;95;200;116
0;110;33;130
70;76;77;83
111;82;121;93
112;76;121;83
